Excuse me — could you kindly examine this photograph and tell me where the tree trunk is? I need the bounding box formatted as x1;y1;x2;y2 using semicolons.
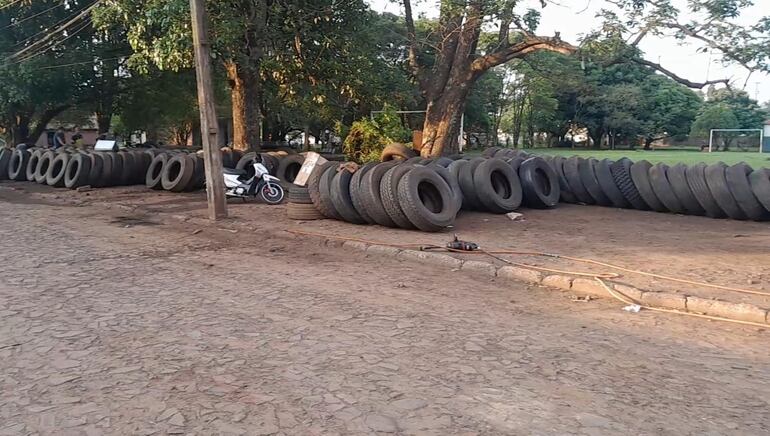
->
10;115;30;146
96;112;112;134
226;60;262;151
421;86;471;157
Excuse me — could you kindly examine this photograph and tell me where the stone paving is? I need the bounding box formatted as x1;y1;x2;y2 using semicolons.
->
1;198;769;435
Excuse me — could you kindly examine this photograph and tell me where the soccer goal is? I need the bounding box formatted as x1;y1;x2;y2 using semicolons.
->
708;129;765;153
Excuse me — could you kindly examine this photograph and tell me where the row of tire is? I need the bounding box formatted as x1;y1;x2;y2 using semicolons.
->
300;153;562;232
0;146;154;188
482;147;770;221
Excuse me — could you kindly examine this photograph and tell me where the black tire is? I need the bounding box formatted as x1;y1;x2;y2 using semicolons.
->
610;158;648;210
261;153;280;176
648;163;686;214
380;164;416;229
508;156;525;175
236;152;259;180
117;152;136;186
34;151;55;184
482;147;501;158
447;153;465;160
64;153;92;189
276;155;305;183
287;202;325;220
473;158;523;213
397;166;456;232
288;186;313;204
430;165;462;214
221;149;234;168
578;158;611;206
105;152;123;187
8;148;31;181
519;157;560;209
431;157;454;168
162;154;195;192
668;163;705;216
330;168;367;224
686;163;727;218
563;157;593;204
349;162;378;224
359;161;399;228
594;159;629;208
134;151;152;183
704;163;747;220
550;156;578;204
146;153;169;190
725;163;769;221
308;161;339;220
25;149;42;181
318;163;343;220
0;148;12;180
458;157;485;210
404;156;423;164
87;152;105;187
630;160;666;212
100;153;117;187
45;153;70;187
749;169;770;214
381;143;417;162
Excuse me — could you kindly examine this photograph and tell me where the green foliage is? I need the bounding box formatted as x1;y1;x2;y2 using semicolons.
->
690;104;740;137
343;105;411;163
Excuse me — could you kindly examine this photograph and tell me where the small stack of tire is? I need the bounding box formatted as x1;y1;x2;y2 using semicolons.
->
480;147;770;222
2;145;153;189
146;151;206;192
286;186;324;220
308;160;462;232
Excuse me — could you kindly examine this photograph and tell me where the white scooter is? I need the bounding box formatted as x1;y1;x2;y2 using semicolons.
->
222;161;285;204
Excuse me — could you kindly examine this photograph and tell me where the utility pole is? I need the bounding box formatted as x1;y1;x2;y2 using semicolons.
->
190;0;227;220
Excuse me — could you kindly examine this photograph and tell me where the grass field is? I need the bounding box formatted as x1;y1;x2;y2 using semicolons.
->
518;148;770;169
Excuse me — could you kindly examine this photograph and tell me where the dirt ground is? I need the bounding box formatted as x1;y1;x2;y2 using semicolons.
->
1;183;769;435
6;181;767;309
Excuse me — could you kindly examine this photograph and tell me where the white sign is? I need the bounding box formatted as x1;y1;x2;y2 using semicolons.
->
293;152;327;187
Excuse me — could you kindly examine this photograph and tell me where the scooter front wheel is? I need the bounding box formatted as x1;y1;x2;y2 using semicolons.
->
260;183;285;204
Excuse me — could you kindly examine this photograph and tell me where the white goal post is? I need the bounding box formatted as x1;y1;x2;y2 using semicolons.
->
708;129;764;153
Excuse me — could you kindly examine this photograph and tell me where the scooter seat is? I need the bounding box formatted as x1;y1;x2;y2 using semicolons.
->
223;167;247;176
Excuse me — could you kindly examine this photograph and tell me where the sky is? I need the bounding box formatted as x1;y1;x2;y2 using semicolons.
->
367;0;770;104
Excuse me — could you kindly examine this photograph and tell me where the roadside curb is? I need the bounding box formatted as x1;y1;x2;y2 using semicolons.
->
336;240;770;327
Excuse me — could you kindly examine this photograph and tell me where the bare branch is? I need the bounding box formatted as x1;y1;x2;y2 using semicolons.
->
402;0;426;89
633;57;731;88
471;35;576;75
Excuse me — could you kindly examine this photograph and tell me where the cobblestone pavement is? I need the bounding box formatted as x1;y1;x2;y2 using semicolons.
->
1;197;769;435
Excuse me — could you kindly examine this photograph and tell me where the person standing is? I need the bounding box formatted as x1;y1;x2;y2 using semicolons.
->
53;127;66;150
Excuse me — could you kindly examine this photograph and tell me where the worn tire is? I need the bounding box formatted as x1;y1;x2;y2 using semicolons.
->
33;151;54;184
684;168;714;221
519;157;559;209
146;153;169;190
458;157;485;210
725;163;769;221
8;148;31;181
431;157;454;168
648;163;686;214
46;153;70;187
117;152;136;186
430;165;462;214
610;158;648;210
578;158;611;206
704;163;747;220
308;161;340;220
64;153;92;189
276;155;305;183
380;164;416;229
318;163;343;220
594;159;629;208
189;155;205;190
359;161;399;227
381;143;417;162
287;202;325;220
288;186;313;204
162;154;195;192
482;147;501;158
0;148;12;180
87;152;105;187
236;152;260;180
549;156;578;204
397;166;456;232
665;163;705;216
349;162;378;224
25;149;42;181
749;169;770;214
630;160;666;212
473;158;522;213
563;157;593;204
330;168;367;224
105;152;123;187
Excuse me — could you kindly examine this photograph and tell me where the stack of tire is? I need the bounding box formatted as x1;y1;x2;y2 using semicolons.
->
1;145;153;189
481;147;770;222
233;151;306;184
286;186;324;220
307;160;462;232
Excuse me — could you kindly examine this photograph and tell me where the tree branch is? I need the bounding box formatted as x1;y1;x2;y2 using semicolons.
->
632;57;730;89
471;35;576;76
402;0;427;91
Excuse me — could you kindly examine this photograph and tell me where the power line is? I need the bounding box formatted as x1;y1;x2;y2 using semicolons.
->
0;0;27;12
28;55;126;71
11;17;93;65
8;1;97;50
7;1;98;61
1;2;64;30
